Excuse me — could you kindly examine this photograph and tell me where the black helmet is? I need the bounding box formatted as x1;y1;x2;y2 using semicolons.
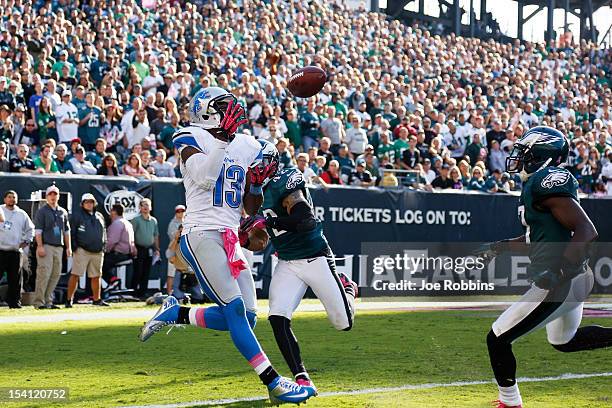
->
506;126;569;180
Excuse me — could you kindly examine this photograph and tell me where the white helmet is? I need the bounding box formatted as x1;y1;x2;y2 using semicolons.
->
189;86;237;129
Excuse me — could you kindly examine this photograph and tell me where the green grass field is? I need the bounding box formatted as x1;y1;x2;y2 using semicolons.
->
0;304;610;407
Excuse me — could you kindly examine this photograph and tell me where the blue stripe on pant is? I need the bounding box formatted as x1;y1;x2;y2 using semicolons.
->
179;235;225;306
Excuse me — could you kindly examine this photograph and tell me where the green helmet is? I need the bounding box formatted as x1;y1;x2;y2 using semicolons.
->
506;126;569;180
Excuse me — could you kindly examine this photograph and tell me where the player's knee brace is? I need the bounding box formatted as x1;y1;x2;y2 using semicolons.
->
246;310;257;329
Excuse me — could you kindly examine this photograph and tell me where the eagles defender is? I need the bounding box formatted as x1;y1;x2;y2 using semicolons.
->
477;126;612;408
139;87;316;405
240;141;357;391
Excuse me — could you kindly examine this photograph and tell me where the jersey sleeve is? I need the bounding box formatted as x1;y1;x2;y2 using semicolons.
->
531;168;578;203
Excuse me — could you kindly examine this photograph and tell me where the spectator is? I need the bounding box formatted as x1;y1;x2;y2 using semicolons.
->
66;194;108;307
0;105;13;145
431;164;454;189
345;115;368;158
317;137;334;171
33;185;71;309
422;158;437;184
400;136;420;170
87;139;108;169
320;160;343;185
276;139;293;171
296;152;318;183
299;98;320;150
0;190;34;308
69;145;97;175
380;163;399;187
17;118;40;149
10;144;40;173
147;150;172;178
130;198;160;298
465;133;486;167
55;90;79;145
284;109;301;149
102;204;136;284
335;144;355;174
320;105;345;154
601;151;612;196
467;167;487;191
348;160;374;187
54;144;73;173
44;79;61;111
165;205;185;295
157;112;179;153
121;98;150;149
78;92;102;151
0;78;15;108
486;119;506;149
97;154;119;176
521;103;539;128
33;144;59;174
36;97;57;146
28;81;44;120
150;108;168;138
488;140;506;173
123;153;151;179
449;166;464;190
0;141;9;172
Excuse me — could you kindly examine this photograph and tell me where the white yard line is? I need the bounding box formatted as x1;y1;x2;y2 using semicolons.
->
119;372;612;408
1;302;611;324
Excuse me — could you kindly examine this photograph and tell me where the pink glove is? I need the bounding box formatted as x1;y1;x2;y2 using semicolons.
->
219;99;248;138
248;161;278;187
239;215;267;234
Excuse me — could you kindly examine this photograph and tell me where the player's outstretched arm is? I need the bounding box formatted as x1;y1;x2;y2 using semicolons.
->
265;190;317;233
181;144;226;190
243;177;263;216
542;196;598;264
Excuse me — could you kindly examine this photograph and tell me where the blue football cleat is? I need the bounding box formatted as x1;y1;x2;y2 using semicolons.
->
267;376;317;405
139;295;180;342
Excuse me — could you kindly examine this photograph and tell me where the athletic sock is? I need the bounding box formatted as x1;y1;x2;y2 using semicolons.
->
178;304;233;331
498;383;523;407
269;315;307;377
295;372;311;382
259;365;280;386
177;306;190;324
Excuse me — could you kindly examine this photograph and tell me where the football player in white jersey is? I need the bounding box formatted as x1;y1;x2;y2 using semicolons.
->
139;87;316;405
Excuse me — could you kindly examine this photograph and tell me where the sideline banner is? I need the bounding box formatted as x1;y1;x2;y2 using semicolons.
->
1;175;610;296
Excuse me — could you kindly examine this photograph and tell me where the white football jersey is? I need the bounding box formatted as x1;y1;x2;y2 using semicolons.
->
178;126;262;234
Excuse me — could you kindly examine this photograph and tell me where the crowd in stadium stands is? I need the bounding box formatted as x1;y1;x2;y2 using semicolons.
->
0;0;611;196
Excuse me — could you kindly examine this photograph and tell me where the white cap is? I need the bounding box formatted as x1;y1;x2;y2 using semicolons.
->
81;193;96;203
45;185;59;195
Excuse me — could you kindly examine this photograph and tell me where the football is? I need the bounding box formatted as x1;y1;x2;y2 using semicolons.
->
248;226;269;251
287;66;327;98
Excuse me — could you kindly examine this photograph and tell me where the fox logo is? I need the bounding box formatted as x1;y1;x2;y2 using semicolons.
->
541;170;569;189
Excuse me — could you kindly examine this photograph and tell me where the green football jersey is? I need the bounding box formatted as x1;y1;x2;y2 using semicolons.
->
262;168;328;260
377;142;396;163
518;167;579;275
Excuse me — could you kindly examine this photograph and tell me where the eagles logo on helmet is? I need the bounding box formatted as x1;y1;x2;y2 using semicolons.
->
506;126;569;181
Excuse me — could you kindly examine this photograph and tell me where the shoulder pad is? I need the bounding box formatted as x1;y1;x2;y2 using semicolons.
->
271;168;306;194
531;167;578;201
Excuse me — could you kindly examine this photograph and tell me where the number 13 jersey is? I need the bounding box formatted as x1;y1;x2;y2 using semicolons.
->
178;126;262;233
